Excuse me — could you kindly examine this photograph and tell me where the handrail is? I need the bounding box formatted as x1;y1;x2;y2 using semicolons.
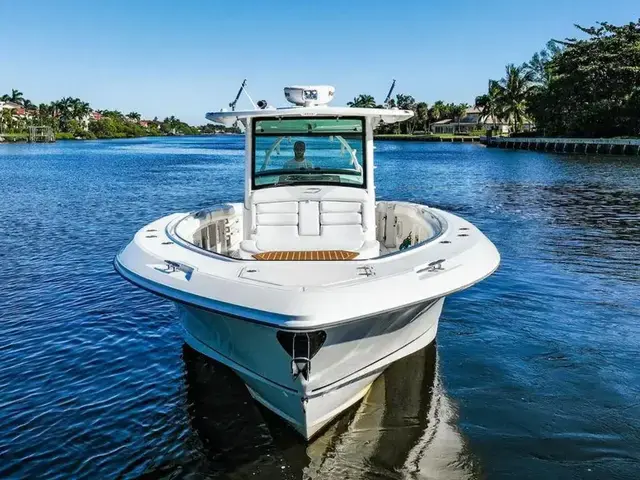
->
333;135;362;171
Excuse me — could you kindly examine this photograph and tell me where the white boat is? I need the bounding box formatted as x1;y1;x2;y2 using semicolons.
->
114;84;500;440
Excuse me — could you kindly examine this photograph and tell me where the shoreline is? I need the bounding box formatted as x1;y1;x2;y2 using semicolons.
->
2;133;481;144
0;132;239;144
374;134;481;142
3;132;639;147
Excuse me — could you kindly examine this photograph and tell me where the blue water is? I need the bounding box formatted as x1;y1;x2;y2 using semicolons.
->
1;136;639;479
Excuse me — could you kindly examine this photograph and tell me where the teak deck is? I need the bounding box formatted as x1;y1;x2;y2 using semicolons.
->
253;250;358;261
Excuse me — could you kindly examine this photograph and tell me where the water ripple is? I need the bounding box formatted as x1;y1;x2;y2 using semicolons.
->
0;138;639;478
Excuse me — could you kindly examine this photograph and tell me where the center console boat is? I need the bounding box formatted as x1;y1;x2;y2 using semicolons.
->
114;84;500;439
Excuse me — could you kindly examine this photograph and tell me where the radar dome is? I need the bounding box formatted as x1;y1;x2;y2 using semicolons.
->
284;85;335;106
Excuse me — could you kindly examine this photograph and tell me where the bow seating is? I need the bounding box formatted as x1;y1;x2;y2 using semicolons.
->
238;186;380;260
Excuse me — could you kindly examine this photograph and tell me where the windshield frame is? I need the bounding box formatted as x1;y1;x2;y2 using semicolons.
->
251;116;367;190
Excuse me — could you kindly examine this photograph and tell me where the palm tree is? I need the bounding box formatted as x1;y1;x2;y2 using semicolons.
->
37;103;52;126
393;94;417;134
394;93;416;110
10;89;24;105
429;101;445;127
101;110;124;119
497;64;534;132
415;102;429;133
162;115;179;134
347;94;376;108
70;99;91;122
0;108;13;132
475;80;503;132
126;111;141;122
452;103;469;134
53;97;75;131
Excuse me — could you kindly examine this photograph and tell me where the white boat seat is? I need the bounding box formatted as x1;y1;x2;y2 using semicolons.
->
256;201;298;214
298;201;320;236
240;190;380;259
320;201;362;213
320;212;362;225
256;213;298;226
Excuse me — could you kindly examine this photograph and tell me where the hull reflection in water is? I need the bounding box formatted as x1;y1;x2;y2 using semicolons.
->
182;342;481;478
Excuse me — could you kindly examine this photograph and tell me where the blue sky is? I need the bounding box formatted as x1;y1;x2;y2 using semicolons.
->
1;1;638;124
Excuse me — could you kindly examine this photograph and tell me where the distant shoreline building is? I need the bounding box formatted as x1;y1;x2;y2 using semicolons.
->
0;100;21;111
430;107;533;134
1;100;34;121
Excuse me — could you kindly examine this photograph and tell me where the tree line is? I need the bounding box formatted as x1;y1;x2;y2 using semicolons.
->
347;93;471;135
524;19;640;137
4;19;637;140
0;91;238;139
475;18;640;137
349;19;640;138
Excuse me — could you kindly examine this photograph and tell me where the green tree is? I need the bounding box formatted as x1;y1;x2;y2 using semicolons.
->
525;40;563;87
528;19;640;137
0;108;13;132
415;102;429;132
428;101;445;128
70;99;91;123
497;64;534;132
347;94;376;108
89;118;119;138
394;94;417;134
10;89;24;105
451;103;469;134
475;80;503;132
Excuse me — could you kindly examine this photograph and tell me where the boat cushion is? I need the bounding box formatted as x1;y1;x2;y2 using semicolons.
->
256;213;298;226
298;201;320;236
320;225;364;249
320;201;362;213
255;226;299;251
256;201;298;214
320;212;362;225
253;225;365;251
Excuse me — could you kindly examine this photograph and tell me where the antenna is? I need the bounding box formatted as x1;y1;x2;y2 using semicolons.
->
229;79;246;111
229;79;257;111
383;79;396;106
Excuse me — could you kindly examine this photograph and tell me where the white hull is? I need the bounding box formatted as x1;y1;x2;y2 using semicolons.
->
177;297;443;439
115;198;499;438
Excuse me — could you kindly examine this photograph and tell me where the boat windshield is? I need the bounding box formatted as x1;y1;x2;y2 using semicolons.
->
252;117;365;189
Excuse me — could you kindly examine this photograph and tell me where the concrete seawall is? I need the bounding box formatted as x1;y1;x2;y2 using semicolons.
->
483;137;640;155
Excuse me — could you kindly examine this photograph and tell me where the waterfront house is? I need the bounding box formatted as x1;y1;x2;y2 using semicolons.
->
0;101;21;112
79;111;104;130
430;107;533;134
1;101;34;122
